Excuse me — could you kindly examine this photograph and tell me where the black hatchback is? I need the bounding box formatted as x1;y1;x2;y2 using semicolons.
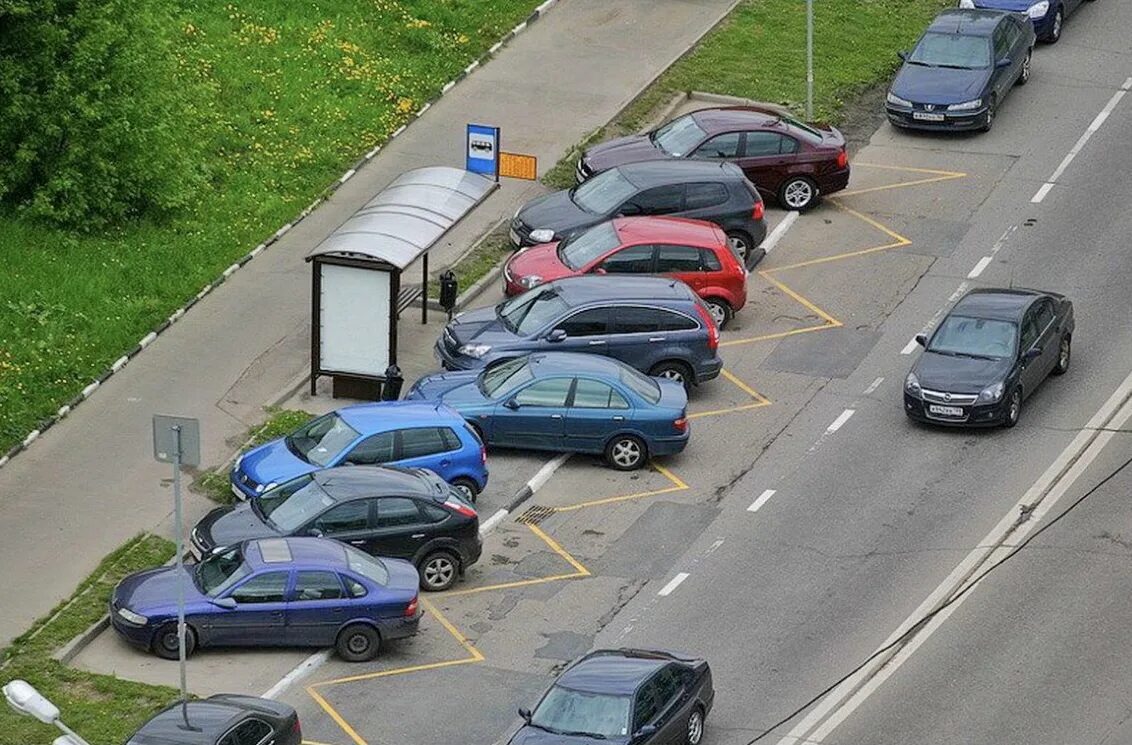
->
191;466;481;591
127;695;301;745
510;160;768;268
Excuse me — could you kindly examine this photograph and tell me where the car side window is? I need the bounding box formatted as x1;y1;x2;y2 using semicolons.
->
400;427;456;459
610;307;661;335
685;182;729;210
375;497;423;528
599;244;655;274
230;572;289;604
744;131;789;156
294;570;345;601
420;502;450;522
218;718;274;745
655;245;703;273
993;26;1010;60
439;427;462;451
1019;311;1040;352
700;248;722;271
514;378;573;407
1035;299;1056;333
693;132;742;159
343;431;395;465
778;135;800;154
630;185;684;215
633;679;664;732
558;308;610;337
314;499;372;535
653;665;684;705
656;309;699;332
341;574;367;598
572;378;629;409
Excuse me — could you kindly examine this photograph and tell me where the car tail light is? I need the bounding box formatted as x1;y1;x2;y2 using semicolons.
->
694;303;719;351
291;718;302;739
480;445;487;466
405;595;419;617
836;148;849;169
673;417;688;432
444;498;477;518
752;200;765;221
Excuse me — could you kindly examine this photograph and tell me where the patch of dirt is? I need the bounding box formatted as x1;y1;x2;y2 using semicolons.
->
834;82;891;157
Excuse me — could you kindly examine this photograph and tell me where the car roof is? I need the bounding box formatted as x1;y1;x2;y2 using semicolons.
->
245;536;348;569
522;352;641;378
616;158;745;187
557;652;669;695
312;464;444;499
549;274;698;304
952;288;1042;321
690;106;782;132
335;400;461;431
613;216;725;247
127;696;288;745
927;8;1009;36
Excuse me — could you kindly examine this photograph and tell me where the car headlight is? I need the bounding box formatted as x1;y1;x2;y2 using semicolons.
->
948;98;983;111
978;381;1005;403
1028;0;1049;18
958;0;975;8
234;453;245;471
887;91;912;107
519;275;543;289
458;344;492;359
905;372;921;397
529;228;555;243
117;607;148;625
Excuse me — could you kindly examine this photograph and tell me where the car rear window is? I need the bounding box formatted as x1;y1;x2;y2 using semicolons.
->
620;367;661;404
344;545;390;586
781;115;824;143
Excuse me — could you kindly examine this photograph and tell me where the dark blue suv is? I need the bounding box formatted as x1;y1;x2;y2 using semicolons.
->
435;276;723;388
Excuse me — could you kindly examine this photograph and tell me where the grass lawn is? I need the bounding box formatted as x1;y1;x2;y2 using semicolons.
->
430;230;513;301
543;0;951;189
0;534;177;745
194;407;313;503
0;0;542;454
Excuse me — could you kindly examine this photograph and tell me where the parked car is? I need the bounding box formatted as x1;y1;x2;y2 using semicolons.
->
128;695;301;745
510;160;768;268
434;275;723;389
110;537;421;662
229;401;488;502
904;288;1073;427
959;0;1093;43
577;106;850;211
194;466;481;591
407;353;688;471
508;648;714;745
503;216;747;327
885;9;1036;132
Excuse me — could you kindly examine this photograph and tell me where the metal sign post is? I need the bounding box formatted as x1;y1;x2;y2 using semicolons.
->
152;415;200;730
806;0;814;120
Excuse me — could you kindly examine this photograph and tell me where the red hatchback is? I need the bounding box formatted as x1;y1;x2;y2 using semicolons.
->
503;217;748;328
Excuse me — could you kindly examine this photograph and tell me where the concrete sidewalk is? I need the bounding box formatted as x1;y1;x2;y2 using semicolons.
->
0;0;740;647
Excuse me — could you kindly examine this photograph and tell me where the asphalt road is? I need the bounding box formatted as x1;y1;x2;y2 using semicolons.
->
278;3;1132;744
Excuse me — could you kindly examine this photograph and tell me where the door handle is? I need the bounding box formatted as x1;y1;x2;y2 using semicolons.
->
612;416;625;422
411;533;426;539
550;414;563;419
649;336;666;342
588;340;606;346
349;540;366;546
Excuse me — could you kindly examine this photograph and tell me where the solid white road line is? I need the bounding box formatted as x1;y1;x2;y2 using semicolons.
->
826;409;855;433
262;649;331;699
747;489;777;513
762;211;800;255
1032;78;1131;203
967;256;993;279
900;338;919;355
863;377;884;395
657;573;690;597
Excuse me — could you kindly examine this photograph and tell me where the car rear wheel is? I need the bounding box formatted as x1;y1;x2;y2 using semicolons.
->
726;231;764;270
451;477;479;503
336;624;380;662
1004;387;1022;428
153;623;196;660
420;550;460;592
650;361;693;390
605;434;647;471
778;176;818;211
1053;335;1071;375
1017;49;1032;85
685;706;706;745
703;298;733;329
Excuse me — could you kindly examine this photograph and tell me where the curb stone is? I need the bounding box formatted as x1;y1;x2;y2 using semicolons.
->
0;0;561;471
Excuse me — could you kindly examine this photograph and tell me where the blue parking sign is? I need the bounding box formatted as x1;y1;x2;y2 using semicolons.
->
466;123;500;179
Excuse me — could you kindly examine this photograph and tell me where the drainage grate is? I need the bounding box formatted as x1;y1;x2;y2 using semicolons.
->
517;504;556;525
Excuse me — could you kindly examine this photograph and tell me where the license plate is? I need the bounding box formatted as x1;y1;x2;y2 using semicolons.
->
509;228;521;245
189;543;203;561
230;483;244;500
928;404;964;417
913;112;945;122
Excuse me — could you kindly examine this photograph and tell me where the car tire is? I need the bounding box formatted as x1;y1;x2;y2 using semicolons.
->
1053;334;1071;375
1044;7;1063;43
703;298;734;329
981;95;997;133
650;361;694;390
778;176;818;211
1017;49;1032;85
685;705;706;745
1003;387;1022;428
419;550;460;592
726;230;760;269
336;624;381;662
605;434;648;471
450;477;479;503
153;623;196;660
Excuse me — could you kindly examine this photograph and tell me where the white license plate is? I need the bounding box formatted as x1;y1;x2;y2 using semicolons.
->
928;404;964;417
913;112;945;122
509;228;521;245
231;483;244;500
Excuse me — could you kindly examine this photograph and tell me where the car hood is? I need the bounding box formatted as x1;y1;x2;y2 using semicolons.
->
517;190;601;238
969;0;1033;10
914;351;1013;394
583;134;665;172
509;726;626;745
891;64;990;105
114;565;205;614
240;438;316;487
406;370;490;407
507;243;576;284
195;503;281;550
445;306;525;346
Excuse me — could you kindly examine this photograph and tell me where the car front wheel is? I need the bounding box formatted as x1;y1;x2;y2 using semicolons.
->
605;434;647;471
1003;387;1022;428
981;95;997;133
153;623;196;660
1017;49;1032;85
1045;7;1063;43
1053;335;1071;375
685;706;705;745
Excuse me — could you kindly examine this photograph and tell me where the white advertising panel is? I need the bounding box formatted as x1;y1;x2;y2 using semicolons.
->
318;263;390;376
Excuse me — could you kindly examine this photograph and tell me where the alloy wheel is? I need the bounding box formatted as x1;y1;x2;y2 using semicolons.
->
783;179;814;209
687;710;704;745
1021;52;1031;83
611;438;642;469
1050;9;1062;41
424;556;455;588
727;233;749;259
454;483;475;500
706;301;728;328
659;368;685;384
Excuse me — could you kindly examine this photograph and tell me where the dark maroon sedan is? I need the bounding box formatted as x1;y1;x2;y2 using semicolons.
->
578;106;850;211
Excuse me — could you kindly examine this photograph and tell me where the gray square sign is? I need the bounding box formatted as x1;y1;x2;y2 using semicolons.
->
152;415;201;467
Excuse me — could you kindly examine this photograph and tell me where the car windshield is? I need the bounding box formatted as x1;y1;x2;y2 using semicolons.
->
194;546;251;597
651;114;707;156
928;315;1017;360
572;168;638;214
620;367;661;404
559;222;621;270
284;413;360;467
497;287;570;336
343;545;390;586
479;357;535;397
909;32;991;69
257;478;335;533
531;685;631;739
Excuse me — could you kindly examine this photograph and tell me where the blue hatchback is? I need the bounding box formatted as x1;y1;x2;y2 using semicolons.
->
407;352;689;471
230;402;488;502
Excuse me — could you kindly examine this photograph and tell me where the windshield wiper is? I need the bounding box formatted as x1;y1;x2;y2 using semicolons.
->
953;351;997;361
935;63;973;70
905;59;936;67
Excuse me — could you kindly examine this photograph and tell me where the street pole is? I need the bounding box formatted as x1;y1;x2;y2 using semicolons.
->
806;0;814;120
171;424;190;728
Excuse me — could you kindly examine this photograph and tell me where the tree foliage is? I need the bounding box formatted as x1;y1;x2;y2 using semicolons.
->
0;0;206;229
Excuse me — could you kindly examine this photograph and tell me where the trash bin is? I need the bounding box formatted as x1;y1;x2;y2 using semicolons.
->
382;365;404;401
439;270;458;317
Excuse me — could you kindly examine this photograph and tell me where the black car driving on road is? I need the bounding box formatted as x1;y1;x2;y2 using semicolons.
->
904;288;1073;427
509;648;714;745
127;695;301;745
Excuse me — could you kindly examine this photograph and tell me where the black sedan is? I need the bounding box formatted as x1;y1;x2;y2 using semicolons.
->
509;648;714;745
127;695;301;745
885;9;1035;132
191;466;481;591
904;288;1073;427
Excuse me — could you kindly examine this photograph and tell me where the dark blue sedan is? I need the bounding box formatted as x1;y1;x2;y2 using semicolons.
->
886;9;1035;132
406;352;688;471
959;0;1091;43
110;537;421;662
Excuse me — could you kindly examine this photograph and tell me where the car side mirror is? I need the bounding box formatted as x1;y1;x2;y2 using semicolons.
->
897;50;908;61
307;527;324;538
1024;347;1042;361
547;328;568;343
591;267;607;275
618;203;642;217
634;724;658;741
915;333;927;348
212;597;237;610
996;57;1011;69
504;398;521;410
518;708;532;722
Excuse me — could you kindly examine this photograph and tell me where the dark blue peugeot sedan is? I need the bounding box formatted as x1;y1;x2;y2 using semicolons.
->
110;537;421;662
886;9;1036;132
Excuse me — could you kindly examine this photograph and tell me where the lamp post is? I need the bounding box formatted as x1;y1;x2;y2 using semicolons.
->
3;679;93;745
806;0;814;119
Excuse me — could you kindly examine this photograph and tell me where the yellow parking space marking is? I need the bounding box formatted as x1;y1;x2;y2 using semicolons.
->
554;462;688;512
838;162;967;198
445;522;591;597
688;368;772;420
527;522;591;574
302;740;345;745
305;688;369;745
